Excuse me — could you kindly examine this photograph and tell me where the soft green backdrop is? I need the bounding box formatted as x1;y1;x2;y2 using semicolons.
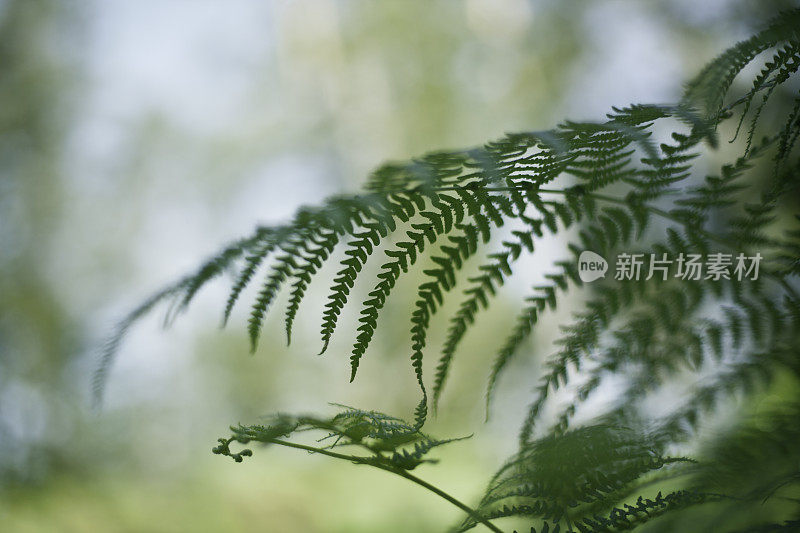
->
0;1;792;531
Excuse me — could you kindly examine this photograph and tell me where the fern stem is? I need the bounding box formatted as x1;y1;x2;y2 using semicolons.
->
389;468;505;533
268;438;372;463
267;438;504;533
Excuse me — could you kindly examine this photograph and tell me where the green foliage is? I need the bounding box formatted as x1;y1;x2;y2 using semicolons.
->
457;425;695;532
213;405;469;471
99;8;800;532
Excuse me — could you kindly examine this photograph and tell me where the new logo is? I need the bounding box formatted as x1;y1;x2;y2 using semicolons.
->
578;250;608;282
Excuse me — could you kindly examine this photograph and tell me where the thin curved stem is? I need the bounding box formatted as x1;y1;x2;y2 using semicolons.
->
389;467;504;533
269;438;373;463
267;438;504;533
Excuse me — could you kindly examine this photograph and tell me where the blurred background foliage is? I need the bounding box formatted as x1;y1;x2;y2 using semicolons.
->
0;1;797;531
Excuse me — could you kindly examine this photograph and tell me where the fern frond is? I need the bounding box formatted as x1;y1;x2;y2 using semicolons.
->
222;237;275;326
99;10;800;466
484;258;581;416
247;235;303;351
347;192;447;382
284;228;339;344
213;405;469;471
315;194;404;351
684;8;800;119
93;226;270;405
94;11;800;532
574;490;720;532
458;425;694;532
